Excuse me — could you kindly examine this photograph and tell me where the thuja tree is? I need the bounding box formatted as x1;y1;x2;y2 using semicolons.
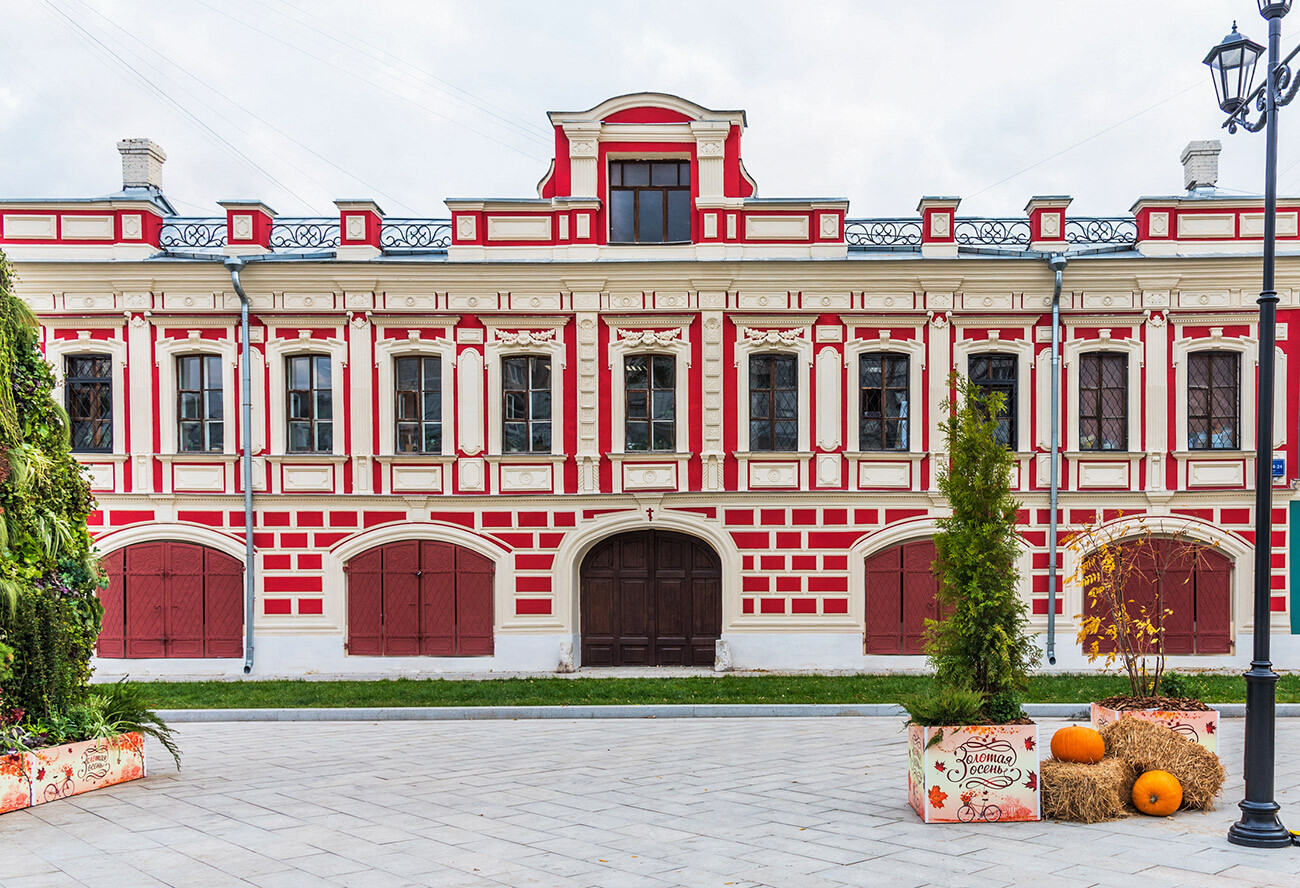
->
927;372;1040;723
0;253;103;721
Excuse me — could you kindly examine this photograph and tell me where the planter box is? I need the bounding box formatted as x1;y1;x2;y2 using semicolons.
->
1090;703;1218;754
1;734;145;814
908;723;1041;823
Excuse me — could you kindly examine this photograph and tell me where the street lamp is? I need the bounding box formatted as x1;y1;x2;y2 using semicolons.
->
1205;1;1298;850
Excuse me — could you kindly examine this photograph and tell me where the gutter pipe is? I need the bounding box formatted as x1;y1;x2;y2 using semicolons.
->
1046;253;1068;665
224;257;257;675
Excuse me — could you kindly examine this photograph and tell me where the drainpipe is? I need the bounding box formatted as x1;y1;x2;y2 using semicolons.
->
224;257;257;675
1046;253;1068;665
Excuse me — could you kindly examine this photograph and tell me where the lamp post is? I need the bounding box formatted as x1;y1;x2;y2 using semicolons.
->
1204;0;1297;850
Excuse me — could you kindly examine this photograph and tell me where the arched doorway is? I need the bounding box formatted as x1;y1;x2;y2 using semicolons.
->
99;542;243;658
863;539;940;654
580;530;721;667
1083;540;1232;655
345;541;494;656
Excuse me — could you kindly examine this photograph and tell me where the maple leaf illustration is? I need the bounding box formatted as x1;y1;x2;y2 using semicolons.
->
1025;771;1038;791
934;761;946;773
1206;721;1216;734
1024;736;1036;751
36;768;45;781
928;786;947;809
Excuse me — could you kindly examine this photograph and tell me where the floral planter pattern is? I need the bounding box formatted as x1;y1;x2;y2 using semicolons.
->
1090;703;1218;754
0;734;145;815
907;723;1041;823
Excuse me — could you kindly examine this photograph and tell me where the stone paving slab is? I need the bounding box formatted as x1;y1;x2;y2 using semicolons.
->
2;718;1300;887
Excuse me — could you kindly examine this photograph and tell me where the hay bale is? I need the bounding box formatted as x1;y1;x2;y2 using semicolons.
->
1041;758;1135;823
1099;717;1226;811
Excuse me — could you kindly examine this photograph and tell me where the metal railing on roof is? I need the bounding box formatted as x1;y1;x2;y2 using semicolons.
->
845;215;1137;251
156;216;453;255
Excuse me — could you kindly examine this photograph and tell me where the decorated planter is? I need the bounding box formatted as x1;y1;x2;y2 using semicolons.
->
908;723;1041;823
1090;703;1218;754
0;733;145;814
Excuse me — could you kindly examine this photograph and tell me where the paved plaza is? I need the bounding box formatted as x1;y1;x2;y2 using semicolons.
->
3;717;1300;888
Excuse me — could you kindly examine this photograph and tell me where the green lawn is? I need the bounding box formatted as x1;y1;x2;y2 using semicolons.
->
118;672;1296;710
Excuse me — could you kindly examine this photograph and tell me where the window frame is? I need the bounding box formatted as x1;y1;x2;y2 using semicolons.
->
1187;350;1241;451
484;326;567;458
747;352;801;453
1057;332;1144;455
45;333;128;459
374;334;457;458
607;159;693;245
607;324;692;455
64;353;114;454
857;352;911;452
623;353;677;453
285;353;335;454
265;333;347;458
1077;351;1129;452
500;354;554;454
394;355;444;455
733;327;813;455
844;334;925;455
967;352;1020;449
176;353;225;453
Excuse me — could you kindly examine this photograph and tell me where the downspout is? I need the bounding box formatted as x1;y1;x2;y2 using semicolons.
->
224;257;257;675
1046;253;1068;665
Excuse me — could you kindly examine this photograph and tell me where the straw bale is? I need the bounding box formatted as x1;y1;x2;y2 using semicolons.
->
1041;758;1135;823
1099;717;1225;811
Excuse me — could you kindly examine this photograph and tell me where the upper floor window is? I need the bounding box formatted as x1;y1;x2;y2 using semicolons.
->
503;355;551;453
860;353;909;451
625;354;675;452
287;354;332;453
609;160;691;244
749;353;798;452
1188;351;1239;450
1078;352;1127;451
66;354;112;453
395;356;442;454
968;354;1017;448
178;354;223;453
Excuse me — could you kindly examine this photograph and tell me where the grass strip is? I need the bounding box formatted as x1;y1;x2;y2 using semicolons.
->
118;673;1297;710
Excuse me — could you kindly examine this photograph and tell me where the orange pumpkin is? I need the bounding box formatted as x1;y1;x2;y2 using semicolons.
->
1132;769;1183;816
1050;725;1105;764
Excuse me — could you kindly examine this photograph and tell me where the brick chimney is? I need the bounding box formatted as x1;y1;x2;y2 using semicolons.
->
1181;140;1221;191
117;138;166;191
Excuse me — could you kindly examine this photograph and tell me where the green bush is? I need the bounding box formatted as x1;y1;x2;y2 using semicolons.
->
902;685;986;727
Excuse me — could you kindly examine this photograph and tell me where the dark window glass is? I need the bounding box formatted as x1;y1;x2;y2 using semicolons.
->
502;355;551;453
968;354;1018;448
1078;352;1127;451
1188;351;1239;450
178;354;223;452
749;354;798;452
286;355;333;453
860;353;909;451
65;354;112;453
395;356;442;454
608;160;692;244
625;354;676;452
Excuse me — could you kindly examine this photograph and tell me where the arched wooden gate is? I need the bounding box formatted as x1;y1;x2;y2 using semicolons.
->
99;542;243;658
863;539;940;655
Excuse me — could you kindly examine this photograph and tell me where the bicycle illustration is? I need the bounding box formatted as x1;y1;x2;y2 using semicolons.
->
957;789;1002;823
42;773;75;803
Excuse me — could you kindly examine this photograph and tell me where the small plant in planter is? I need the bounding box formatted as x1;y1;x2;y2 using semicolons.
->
905;374;1042;824
1066;518;1220;751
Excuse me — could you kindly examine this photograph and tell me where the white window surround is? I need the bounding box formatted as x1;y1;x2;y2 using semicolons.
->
952;335;1035;453
733;326;814;453
265;333;348;457
607;327;691;454
45;331;128;456
154;332;241;456
1170;333;1285;452
843;334;925;454
484;325;567;457
374;333;457;458
1058;332;1144;454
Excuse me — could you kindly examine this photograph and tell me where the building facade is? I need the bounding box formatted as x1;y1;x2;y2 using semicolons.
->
1;93;1297;676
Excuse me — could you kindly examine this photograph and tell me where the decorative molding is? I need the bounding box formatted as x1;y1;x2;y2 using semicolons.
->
492;329;555;346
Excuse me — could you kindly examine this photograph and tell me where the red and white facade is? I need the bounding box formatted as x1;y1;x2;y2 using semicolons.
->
2;94;1298;676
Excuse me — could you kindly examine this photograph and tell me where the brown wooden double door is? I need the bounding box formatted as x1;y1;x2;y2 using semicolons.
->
99;543;243;658
864;540;940;655
1084;540;1232;655
581;531;722;666
346;541;494;656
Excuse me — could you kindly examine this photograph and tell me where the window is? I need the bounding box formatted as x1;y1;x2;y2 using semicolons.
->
749;354;798;452
968;354;1017;447
286;355;332;453
859;353;909;451
1078;352;1127;451
502;355;551;453
1188;351;1239;450
66;355;112;453
609;160;691;244
395;356;442;454
177;355;224;452
625;354;675;452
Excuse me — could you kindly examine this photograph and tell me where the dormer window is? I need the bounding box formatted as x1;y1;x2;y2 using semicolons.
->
609;160;691;243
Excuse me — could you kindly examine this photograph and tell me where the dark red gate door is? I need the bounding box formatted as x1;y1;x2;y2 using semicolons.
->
864;540;939;655
345;541;495;656
99;542;244;658
579;530;722;667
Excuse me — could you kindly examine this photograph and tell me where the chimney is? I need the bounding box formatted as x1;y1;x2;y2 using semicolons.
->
117;138;166;191
1181;140;1221;192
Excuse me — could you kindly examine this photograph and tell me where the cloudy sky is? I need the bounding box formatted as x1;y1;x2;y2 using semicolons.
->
0;0;1296;219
